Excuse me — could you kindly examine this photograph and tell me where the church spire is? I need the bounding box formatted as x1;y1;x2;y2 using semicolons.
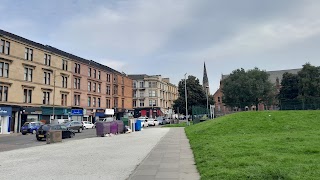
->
203;61;210;94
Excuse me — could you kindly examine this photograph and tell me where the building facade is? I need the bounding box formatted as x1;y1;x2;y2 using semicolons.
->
213;68;301;116
128;75;178;118
0;29;132;134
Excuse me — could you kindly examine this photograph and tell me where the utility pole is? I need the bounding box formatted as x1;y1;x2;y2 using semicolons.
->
52;70;56;124
184;73;189;126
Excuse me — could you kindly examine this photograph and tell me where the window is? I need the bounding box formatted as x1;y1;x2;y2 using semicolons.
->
139;101;144;107
106;99;111;108
140;91;144;98
93;83;96;92
0;40;10;55
139;81;144;88
107;73;111;82
74;78;80;89
93;97;96;107
114;98;118;108
122;87;124;96
93;69;96;78
98;84;101;93
25;48;33;61
43;92;50;105
88;97;91;107
24;89;33;104
149;90;156;97
122;77;124;84
88;82;91;91
133;100;137;107
88;68;91;77
74;94;80;106
149;82;157;88
62;59;68;71
98;71;101;79
122;99;124;108
106;85;111;95
114;75;118;83
61;94;67;106
62;76;68;88
133;90;137;97
0;62;9;77
218;97;221;103
24;67;33;81
0;86;8;102
74;63;80;74
43;72;51;85
98;98;101;107
113;85;118;95
44;54;51;66
149;100;157;106
133;82;136;88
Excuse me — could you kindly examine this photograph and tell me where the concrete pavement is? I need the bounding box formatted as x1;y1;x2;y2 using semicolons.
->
128;128;200;180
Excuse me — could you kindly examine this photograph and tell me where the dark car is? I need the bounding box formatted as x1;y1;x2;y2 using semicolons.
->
21;122;43;135
64;121;84;133
36;124;75;141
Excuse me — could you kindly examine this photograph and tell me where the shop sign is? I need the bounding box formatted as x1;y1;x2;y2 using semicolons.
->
105;109;114;115
0;107;12;116
71;109;83;115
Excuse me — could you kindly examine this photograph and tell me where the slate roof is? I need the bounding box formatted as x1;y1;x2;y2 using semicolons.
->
0;29;123;75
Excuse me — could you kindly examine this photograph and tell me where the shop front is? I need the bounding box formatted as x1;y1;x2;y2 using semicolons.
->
21;107;42;125
41;107;71;124
0;106;12;134
83;109;93;122
94;109;106;123
71;108;83;121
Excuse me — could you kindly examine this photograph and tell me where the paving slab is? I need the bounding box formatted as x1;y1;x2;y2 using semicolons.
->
128;128;200;180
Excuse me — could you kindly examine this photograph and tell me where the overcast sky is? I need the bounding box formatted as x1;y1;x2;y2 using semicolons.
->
1;0;320;93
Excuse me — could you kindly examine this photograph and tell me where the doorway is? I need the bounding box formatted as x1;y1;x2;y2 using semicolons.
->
10;111;16;132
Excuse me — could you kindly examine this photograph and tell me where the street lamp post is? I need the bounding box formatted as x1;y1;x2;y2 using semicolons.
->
184;73;189;126
206;86;209;118
51;70;56;124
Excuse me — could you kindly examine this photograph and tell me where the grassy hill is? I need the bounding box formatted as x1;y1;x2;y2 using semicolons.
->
185;111;320;180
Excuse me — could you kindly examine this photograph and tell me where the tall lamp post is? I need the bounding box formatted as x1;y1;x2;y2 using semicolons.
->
51;70;60;124
206;86;209;118
184;73;189;126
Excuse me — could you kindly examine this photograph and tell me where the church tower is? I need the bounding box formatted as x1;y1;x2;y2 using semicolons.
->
203;62;210;94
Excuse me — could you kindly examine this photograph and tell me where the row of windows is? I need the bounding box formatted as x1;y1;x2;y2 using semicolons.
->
132;100;157;107
0;39;10;55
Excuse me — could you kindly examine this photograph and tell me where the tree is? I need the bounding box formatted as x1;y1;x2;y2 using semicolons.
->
173;75;214;115
297;63;320;109
221;68;273;109
278;72;300;109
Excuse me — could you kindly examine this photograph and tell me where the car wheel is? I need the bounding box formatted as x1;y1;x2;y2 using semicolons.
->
37;137;42;141
22;133;26;135
78;128;82;133
69;133;75;138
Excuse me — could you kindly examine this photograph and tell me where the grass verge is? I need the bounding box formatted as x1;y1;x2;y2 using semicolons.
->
185;111;320;180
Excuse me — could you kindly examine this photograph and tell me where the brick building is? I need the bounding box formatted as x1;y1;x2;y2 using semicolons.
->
213;68;301;116
0;29;132;134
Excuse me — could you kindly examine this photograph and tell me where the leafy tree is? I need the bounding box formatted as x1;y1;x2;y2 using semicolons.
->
173;75;214;115
221;68;273;109
278;72;300;109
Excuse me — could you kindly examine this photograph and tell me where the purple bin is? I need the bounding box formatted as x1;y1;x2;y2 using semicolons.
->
110;121;118;134
96;122;111;137
116;120;124;134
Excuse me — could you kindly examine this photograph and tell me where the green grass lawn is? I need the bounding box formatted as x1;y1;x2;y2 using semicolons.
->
185;111;320;180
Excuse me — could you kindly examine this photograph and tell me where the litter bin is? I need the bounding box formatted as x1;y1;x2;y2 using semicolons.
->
96;121;111;137
110;121;118;134
121;117;129;126
46;130;62;144
116;120;125;134
135;120;142;131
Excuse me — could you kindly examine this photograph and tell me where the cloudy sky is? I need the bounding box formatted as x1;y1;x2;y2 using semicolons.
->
1;0;320;93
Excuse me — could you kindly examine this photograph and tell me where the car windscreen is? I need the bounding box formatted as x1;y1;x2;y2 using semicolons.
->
40;125;50;131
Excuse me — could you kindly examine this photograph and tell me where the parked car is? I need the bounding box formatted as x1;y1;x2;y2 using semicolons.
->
137;117;149;127
36;124;75;141
64;121;84;133
147;118;159;126
21;122;44;135
156;117;165;125
82;121;95;129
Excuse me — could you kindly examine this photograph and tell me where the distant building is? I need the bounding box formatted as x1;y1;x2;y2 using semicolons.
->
213;68;301;115
202;62;210;95
128;74;178;118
